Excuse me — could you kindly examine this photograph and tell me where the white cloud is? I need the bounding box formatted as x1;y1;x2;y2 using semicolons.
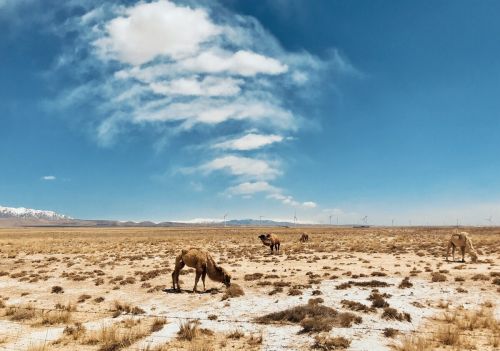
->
150;76;243;97
213;133;283;151
226;181;280;195
50;0;350;212
180;49;288;76
201;155;280;180
266;193;317;209
41;175;56;181
133;98;294;130
302;201;317;208
95;0;221;65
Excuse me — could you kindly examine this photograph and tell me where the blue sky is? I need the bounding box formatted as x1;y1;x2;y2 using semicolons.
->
1;0;499;225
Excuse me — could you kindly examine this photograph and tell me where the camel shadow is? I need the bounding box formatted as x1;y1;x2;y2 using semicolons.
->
162;287;222;294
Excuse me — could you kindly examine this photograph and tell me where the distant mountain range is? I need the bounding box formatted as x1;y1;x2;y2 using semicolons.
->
0;205;71;221
0;205;298;227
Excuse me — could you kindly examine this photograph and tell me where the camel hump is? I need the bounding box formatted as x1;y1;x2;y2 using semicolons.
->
181;249;189;256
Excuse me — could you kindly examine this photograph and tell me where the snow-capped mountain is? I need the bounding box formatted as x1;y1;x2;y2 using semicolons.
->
0;205;71;221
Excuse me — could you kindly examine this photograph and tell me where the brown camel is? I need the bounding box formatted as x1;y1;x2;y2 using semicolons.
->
299;233;309;242
446;232;478;263
171;248;231;292
258;233;280;253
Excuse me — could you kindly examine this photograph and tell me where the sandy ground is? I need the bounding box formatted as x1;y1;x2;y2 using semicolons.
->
0;226;498;350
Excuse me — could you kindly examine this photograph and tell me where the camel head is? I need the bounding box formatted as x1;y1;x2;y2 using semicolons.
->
258;234;267;241
216;265;231;287
470;252;478;263
222;268;231;287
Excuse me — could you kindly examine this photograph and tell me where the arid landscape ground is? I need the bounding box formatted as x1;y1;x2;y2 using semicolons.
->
0;227;498;351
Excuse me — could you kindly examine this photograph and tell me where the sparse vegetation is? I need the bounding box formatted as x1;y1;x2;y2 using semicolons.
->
0;226;497;350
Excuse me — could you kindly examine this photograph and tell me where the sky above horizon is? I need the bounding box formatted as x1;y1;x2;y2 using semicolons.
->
1;0;500;225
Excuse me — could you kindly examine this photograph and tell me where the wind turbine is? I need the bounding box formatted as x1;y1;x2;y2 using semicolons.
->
223;214;227;227
329;215;332;226
361;216;368;226
485;216;493;226
259;216;263;226
293;211;297;226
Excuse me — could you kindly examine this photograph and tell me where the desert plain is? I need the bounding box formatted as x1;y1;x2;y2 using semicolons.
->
0;226;498;351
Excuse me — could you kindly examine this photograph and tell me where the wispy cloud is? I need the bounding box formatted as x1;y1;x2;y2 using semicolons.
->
41;175;56;181
48;0;356;209
226;181;280;196
213;133;284;151
200;155;280;180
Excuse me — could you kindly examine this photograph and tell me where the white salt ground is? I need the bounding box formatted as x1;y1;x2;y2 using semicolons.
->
0;276;498;351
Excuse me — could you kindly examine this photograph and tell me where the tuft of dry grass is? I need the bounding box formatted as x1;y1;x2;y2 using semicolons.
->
341;299;375;313
257;303;361;333
226;329;244;339
177;320;200;341
436;325;461;346
51;286;64;294
221;283;244;300
383;328;399;338
381;307;411;322
38;310;72;326
398;277;413;289
312;335;351;350
111;301;145;317
150;317;167;333
84;321;149;351
27;343;50;351
368;291;390;308
393;335;431;351
244;273;263;281
5;304;37;321
63;323;86;340
431;272;446;282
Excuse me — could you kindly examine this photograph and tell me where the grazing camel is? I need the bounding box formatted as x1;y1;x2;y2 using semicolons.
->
258;233;280;253
299;233;309;242
446;232;478;263
171;248;231;292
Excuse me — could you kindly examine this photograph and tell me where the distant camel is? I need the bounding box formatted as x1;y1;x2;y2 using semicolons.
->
171;248;231;292
259;233;280;253
299;233;309;242
446;232;478;263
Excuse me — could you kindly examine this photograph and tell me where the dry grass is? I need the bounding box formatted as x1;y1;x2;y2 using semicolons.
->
381;307;411;322
394;304;499;350
226;329;244;339
431;272;447;282
177;320;200;341
0;226;498;350
312;334;351;350
150;317;167;333
394;335;432;351
221;283;244;300
256;303;361;333
341;299;375;313
27;344;50;351
84;321;149;351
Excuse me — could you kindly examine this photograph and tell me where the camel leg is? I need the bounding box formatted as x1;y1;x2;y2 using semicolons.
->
172;259;185;290
277;242;280;252
270;244;274;253
171;271;177;290
201;268;207;291
452;245;455;262
193;270;202;293
446;242;451;261
461;247;465;262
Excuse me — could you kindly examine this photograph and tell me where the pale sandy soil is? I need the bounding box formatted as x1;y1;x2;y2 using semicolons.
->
0;227;498;350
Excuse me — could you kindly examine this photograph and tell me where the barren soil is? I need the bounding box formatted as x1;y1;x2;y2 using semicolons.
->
0;227;498;351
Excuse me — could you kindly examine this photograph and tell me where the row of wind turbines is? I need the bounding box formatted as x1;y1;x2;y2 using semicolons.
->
220;213;495;227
